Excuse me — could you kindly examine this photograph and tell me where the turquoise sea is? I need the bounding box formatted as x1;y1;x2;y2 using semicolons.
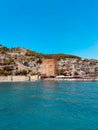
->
0;81;98;130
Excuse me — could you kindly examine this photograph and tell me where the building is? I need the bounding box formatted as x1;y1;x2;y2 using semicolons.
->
95;66;98;77
40;59;57;77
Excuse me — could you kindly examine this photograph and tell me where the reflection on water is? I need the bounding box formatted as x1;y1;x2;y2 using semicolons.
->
42;80;58;87
0;81;98;130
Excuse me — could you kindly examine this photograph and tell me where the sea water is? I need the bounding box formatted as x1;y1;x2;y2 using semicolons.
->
0;81;98;130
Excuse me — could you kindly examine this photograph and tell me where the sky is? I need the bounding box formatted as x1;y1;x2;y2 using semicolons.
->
0;0;98;59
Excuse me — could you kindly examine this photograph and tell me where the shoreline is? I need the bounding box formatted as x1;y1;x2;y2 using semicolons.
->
43;77;98;82
0;76;98;82
0;75;40;82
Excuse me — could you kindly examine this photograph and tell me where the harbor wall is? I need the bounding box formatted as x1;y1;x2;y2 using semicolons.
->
0;75;40;82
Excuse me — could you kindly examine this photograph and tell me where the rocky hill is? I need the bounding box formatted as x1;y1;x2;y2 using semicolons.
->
0;44;80;58
0;44;98;77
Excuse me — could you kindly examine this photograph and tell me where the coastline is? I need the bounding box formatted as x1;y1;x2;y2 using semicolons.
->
0;75;98;82
0;75;40;82
43;77;98;82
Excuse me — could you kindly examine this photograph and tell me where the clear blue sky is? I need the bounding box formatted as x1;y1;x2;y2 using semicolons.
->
0;0;98;59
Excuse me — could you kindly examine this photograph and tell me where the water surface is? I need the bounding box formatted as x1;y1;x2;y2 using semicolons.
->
0;81;98;130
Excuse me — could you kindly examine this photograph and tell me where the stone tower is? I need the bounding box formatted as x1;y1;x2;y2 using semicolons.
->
40;59;57;77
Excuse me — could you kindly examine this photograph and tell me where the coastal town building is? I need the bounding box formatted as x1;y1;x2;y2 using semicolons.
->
0;45;98;79
40;59;57;77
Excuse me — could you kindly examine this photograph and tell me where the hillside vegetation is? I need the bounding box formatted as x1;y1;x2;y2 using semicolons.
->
0;45;80;59
0;45;98;77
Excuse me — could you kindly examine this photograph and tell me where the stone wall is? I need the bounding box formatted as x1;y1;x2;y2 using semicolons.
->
0;75;40;82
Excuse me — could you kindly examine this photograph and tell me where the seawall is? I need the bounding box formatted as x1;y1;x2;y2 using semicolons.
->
0;75;40;82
